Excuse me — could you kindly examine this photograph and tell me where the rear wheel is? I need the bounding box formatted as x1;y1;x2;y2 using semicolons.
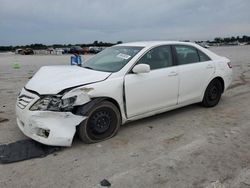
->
202;79;223;107
77;101;121;144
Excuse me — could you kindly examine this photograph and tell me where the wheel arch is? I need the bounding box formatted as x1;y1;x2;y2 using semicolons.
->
103;97;122;114
201;76;224;107
201;76;225;101
76;97;122;144
212;76;225;93
73;97;122;117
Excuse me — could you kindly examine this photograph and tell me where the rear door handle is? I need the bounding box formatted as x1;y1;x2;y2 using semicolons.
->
206;64;214;69
168;72;178;76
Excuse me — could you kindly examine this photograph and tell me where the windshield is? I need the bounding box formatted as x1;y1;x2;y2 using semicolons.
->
83;46;143;72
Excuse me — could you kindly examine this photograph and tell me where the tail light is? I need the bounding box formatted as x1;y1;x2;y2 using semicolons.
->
227;62;232;68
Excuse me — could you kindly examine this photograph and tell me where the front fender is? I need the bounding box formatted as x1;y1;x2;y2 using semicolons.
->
74;97;107;116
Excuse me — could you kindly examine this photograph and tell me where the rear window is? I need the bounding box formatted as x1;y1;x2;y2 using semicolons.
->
198;50;211;62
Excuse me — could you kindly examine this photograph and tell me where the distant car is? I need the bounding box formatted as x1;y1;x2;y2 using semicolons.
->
15;48;34;55
55;48;64;55
62;48;70;54
89;46;103;54
198;43;210;48
15;49;23;54
16;41;232;146
23;48;34;55
69;46;84;54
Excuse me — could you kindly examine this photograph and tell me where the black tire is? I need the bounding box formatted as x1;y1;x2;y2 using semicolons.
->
202;79;223;107
77;101;121;144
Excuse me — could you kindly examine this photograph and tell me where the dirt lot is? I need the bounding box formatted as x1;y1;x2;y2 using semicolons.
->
0;46;250;188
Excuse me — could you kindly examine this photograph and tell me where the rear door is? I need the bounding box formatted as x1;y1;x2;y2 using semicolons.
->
124;45;179;118
173;45;215;104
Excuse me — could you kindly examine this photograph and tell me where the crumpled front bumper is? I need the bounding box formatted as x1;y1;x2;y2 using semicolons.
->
16;88;86;147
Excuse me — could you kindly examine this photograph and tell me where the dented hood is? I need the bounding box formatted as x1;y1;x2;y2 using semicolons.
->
25;66;111;95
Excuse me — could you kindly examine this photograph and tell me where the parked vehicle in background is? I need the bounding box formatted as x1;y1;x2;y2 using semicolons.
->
89;46;104;54
16;41;232;146
197;42;210;48
15;49;23;54
69;46;84;54
62;48;71;54
15;48;34;55
55;48;65;55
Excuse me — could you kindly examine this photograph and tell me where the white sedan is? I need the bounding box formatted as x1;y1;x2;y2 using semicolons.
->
16;41;233;146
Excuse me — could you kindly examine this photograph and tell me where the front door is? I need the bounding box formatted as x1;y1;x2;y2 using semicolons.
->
124;45;179;118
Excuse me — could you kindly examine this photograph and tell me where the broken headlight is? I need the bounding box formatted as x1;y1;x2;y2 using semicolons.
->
30;96;76;111
60;96;77;111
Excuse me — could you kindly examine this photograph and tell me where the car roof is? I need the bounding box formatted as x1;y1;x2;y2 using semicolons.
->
116;41;196;48
115;40;221;61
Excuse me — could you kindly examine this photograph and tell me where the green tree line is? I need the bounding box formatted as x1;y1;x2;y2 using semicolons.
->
0;41;123;52
1;35;250;52
213;35;250;43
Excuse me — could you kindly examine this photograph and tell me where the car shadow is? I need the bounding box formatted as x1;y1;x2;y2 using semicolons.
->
121;103;201;129
0;103;207;163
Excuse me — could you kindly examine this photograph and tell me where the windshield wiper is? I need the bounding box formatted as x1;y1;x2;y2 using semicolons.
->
83;66;94;70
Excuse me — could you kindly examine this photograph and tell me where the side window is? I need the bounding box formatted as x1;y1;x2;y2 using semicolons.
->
198;50;211;62
174;45;200;65
137;45;173;70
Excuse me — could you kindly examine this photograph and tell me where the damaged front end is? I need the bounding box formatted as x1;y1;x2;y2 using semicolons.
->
16;88;93;147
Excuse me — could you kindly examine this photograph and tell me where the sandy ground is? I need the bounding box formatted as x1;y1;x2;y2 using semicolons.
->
0;46;250;188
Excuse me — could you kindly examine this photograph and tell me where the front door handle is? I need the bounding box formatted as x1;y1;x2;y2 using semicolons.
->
168;72;178;77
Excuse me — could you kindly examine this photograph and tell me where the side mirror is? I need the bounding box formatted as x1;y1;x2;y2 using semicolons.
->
132;64;150;74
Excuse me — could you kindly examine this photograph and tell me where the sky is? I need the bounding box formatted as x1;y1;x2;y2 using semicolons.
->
0;0;250;46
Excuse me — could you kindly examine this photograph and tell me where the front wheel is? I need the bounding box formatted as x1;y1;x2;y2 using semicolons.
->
202;79;223;107
77;101;121;144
